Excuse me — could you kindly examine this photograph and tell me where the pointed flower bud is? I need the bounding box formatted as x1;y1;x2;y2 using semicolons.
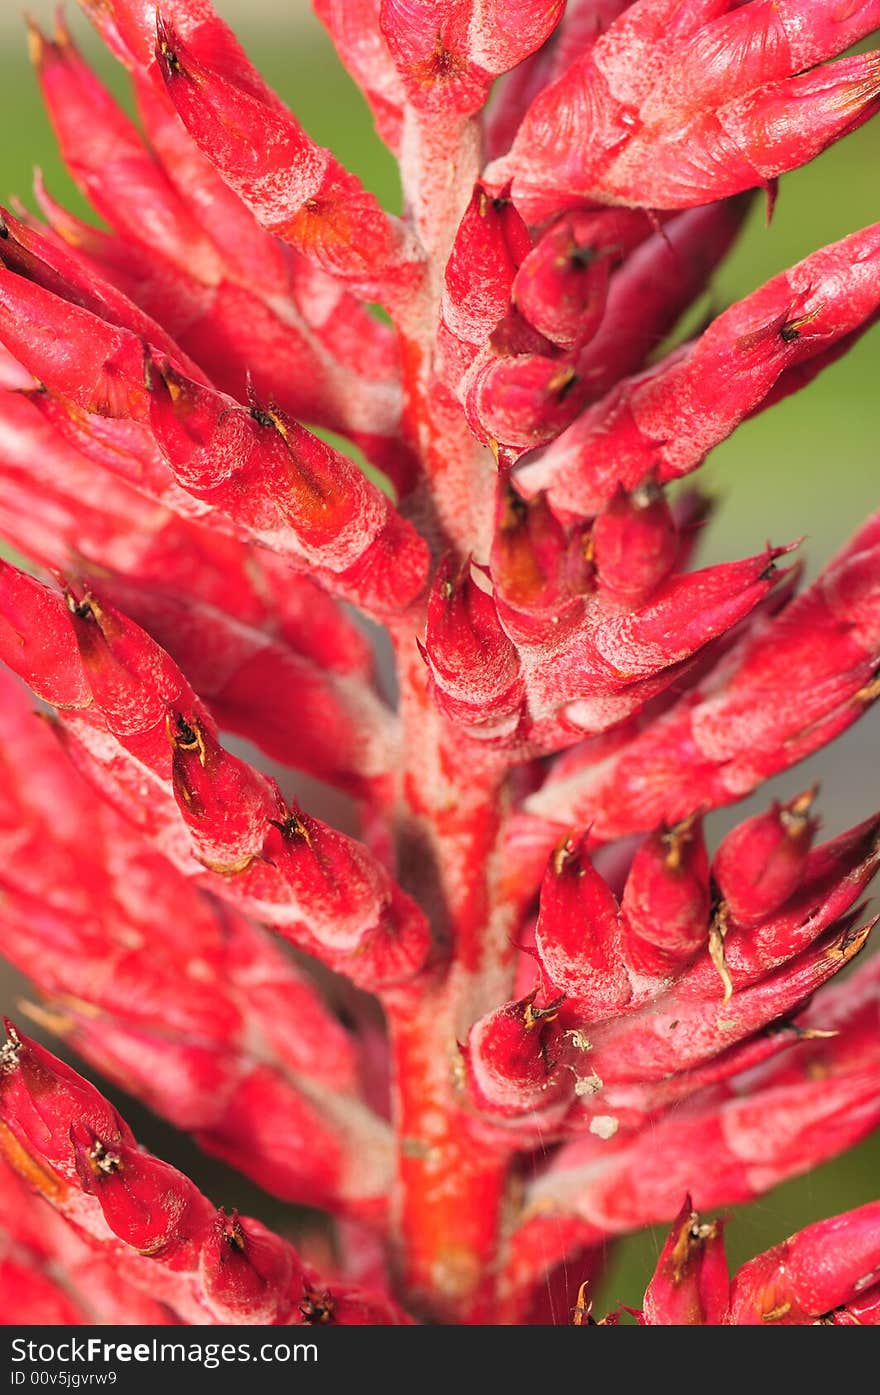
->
199;1211;299;1325
513;210;650;352
380;0;565;116
0;1027;409;1324
520;514;880;840
30;19;223;286
0;1025;131;1189
621;818;711;980
464;992;573;1119
587;915;873;1087
518;225;880;516
522;964;880;1239
713;789;819;929
642;1197;729;1325
535;835;632;1012
422;555;524;739
484;0;637;160
168;711;284;873
155;14;424;307
0;562;92;710
466;353;584;453
487;0;880;218
70;1124;215;1269
441;184;531;350
592;482;678;605
490;486;586;644
146;361;430;613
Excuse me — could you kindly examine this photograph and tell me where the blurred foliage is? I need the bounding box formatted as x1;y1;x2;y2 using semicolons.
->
0;6;878;1319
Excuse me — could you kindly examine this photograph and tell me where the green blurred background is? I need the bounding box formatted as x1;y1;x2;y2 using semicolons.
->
0;1;878;1319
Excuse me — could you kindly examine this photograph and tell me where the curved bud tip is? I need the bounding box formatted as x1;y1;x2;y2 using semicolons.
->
713;789;820;928
0;1023;132;1193
68;1123;214;1262
464;991;571;1117
168;711;283;871
469;353;584;452
535;834;632;1011
513;211;615;351
200;1211;297;1323
593;481;678;604
621;816;711;977
642;1195;730;1326
491;485;586;633
423;554;524;733
442;183;531;347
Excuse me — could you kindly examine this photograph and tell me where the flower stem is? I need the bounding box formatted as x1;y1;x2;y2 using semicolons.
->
384;631;518;1321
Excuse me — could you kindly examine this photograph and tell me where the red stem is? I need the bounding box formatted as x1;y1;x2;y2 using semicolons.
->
383;632;518;1321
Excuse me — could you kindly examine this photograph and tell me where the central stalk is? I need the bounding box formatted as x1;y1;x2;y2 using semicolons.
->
383;634;518;1322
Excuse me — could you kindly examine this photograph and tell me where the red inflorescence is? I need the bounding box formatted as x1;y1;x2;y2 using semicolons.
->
0;0;878;1327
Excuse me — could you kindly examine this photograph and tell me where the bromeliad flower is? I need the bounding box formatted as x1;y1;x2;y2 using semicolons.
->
0;0;878;1326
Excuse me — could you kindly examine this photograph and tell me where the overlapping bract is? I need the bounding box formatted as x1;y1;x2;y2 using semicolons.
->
466;805;879;1134
0;668;393;1218
575;1195;880;1325
0;566;431;990
0;0;877;1327
0;1028;407;1325
487;0;880;219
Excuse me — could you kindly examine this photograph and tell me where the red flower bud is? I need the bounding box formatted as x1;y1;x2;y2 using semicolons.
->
727;1201;880;1325
642;1197;729;1325
464;992;574;1119
0;0;878;1329
519;515;880;841
70;1125;214;1268
467;353;584;452
422;555;524;739
592;483;678;604
490;486;586;643
519;225;880;516
0;1028;406;1323
513;211;630;352
199;1211;299;1324
380;0;565;117
442;184;531;350
487;0;880;219
621;818;711;980
155;14;424;306
535;834;632;1012
713;789;819;928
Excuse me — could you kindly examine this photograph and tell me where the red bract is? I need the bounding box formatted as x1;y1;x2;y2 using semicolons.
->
0;0;877;1329
0;1027;407;1325
486;0;880;219
641;1197;729;1326
631;1196;880;1325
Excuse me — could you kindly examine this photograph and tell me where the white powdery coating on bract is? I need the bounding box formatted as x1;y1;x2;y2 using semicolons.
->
466;1;565;76
220;127;330;226
60;716;200;873
244;485;389;572
524;746;621;823
241;882;386;951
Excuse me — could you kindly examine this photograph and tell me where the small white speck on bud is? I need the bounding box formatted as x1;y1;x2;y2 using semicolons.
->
574;1071;603;1097
589;1115;619;1139
0;1025;22;1075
